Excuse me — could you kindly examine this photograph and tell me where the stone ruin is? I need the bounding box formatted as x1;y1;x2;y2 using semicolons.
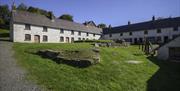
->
94;39;130;47
37;48;100;68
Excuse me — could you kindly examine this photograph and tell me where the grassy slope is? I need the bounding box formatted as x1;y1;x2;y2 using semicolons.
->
13;43;180;91
0;28;9;38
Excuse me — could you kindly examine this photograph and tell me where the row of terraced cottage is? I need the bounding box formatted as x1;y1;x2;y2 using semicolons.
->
10;10;180;61
10;10;102;43
10;10;180;44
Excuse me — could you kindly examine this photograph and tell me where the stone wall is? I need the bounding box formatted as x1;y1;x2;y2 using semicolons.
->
12;23;101;43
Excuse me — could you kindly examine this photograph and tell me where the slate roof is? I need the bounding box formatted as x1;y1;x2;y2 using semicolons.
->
83;21;97;27
12;10;102;34
103;17;180;34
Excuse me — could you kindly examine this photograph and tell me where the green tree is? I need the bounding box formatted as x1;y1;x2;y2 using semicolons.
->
27;6;54;17
0;5;10;25
27;6;40;14
58;14;74;22
0;18;5;25
97;23;107;28
17;3;27;11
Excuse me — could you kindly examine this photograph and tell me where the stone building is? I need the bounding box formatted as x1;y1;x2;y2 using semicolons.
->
102;16;180;44
10;10;102;43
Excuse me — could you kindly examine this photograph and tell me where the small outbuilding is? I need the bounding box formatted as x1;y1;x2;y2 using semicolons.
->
157;35;180;61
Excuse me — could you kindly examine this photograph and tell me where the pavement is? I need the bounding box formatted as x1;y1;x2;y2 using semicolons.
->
0;39;43;91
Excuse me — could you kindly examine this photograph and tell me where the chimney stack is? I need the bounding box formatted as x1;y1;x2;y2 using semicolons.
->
128;21;131;25
152;16;155;21
109;24;112;29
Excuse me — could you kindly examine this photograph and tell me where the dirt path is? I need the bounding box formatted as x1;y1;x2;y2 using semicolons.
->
0;40;43;91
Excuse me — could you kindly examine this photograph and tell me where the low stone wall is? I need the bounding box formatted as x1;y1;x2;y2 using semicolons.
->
37;48;100;68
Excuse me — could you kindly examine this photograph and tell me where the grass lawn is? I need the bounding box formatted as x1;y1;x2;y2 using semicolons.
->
0;28;9;38
13;43;180;91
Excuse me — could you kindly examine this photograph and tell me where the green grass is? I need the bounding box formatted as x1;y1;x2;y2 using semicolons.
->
0;28;9;38
13;43;180;91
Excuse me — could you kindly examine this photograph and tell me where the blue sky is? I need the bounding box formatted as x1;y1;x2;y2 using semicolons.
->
0;0;180;26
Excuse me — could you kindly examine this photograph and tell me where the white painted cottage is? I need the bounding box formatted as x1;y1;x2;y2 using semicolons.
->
10;10;102;43
102;16;180;44
157;35;180;61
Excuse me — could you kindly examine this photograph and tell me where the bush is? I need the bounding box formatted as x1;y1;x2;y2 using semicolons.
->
74;40;113;43
0;18;5;25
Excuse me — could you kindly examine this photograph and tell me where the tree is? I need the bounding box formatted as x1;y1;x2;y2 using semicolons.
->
58;14;74;22
0;18;5;25
97;23;107;28
17;3;27;11
0;5;10;24
27;6;40;14
27;6;54;18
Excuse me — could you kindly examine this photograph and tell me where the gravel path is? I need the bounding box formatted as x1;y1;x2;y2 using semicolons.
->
0;40;43;91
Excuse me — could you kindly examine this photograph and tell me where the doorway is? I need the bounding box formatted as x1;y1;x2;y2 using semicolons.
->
164;36;169;43
66;37;69;43
139;38;143;44
34;35;40;43
134;38;137;44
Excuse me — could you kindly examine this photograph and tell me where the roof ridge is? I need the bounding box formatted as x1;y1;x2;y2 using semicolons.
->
113;16;180;28
13;10;102;34
15;10;101;30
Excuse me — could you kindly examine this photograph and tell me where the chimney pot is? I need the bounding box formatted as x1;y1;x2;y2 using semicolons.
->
128;21;131;25
109;25;112;28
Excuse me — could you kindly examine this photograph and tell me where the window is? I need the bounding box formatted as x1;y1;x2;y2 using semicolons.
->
78;38;81;40
83;38;85;40
173;27;178;31
60;29;64;34
71;37;74;42
71;30;74;35
93;34;95;37
25;34;31;41
78;31;81;36
124;38;132;42
144;30;148;34
147;37;156;43
86;33;89;36
157;29;161;33
25;24;31;30
60;37;64;42
109;34;112;37
157;36;162;42
43;35;48;42
43;26;47;32
120;33;123;36
129;32;132;36
173;35;179;39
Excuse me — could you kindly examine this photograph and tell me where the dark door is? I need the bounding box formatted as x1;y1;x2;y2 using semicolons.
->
169;47;180;61
164;36;169;43
34;35;40;43
139;38;143;44
66;37;69;43
134;38;137;44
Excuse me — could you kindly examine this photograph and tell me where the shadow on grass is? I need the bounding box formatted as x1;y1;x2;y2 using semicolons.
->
147;56;180;91
0;31;10;41
0;33;9;38
29;52;92;68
